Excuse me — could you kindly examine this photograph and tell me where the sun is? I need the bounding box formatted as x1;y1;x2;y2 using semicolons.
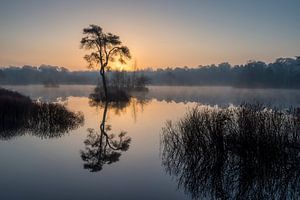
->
109;59;135;71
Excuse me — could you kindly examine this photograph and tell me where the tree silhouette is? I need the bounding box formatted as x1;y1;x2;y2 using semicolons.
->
80;25;131;100
1;57;300;88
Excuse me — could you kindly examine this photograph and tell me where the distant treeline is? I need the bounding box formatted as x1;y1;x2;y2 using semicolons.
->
1;57;300;88
148;57;300;88
0;65;98;85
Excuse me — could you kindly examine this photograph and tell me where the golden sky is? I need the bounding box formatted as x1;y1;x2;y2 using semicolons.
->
0;0;299;71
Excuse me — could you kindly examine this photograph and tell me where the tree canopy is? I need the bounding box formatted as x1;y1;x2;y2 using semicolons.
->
80;24;131;73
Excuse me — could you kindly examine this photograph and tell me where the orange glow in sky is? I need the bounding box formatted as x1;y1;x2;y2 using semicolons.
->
0;1;299;71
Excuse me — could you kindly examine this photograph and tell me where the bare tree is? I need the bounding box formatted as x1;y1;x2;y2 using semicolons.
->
80;24;131;100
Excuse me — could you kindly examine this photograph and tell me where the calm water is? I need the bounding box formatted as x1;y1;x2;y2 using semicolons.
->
0;85;300;200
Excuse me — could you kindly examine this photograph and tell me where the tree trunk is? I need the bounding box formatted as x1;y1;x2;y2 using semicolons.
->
100;68;108;101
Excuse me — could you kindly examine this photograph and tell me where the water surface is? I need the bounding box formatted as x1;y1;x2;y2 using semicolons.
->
0;85;299;200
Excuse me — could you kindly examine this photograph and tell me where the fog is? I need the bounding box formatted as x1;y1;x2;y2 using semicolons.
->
1;57;300;88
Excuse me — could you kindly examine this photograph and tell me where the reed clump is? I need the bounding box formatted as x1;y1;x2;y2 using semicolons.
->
161;104;300;199
0;87;84;139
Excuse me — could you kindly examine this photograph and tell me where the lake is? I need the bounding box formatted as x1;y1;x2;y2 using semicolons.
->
0;85;299;200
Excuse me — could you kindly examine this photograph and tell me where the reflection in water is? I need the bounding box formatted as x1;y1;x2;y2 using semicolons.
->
81;94;149;172
80;101;131;172
146;86;300;107
89;96;149;122
0;100;84;140
2;85;95;102
3;85;300;107
161;104;300;200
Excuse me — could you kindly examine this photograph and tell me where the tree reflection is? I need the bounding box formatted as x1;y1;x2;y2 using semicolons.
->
161;104;300;200
89;95;149;121
82;82;149;172
80;101;131;172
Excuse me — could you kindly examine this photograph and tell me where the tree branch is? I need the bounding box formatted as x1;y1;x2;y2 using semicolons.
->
105;47;121;66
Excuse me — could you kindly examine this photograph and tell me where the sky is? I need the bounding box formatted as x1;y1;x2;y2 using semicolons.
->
0;0;299;71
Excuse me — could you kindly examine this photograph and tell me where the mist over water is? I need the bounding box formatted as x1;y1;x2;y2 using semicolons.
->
0;85;299;200
4;85;300;107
